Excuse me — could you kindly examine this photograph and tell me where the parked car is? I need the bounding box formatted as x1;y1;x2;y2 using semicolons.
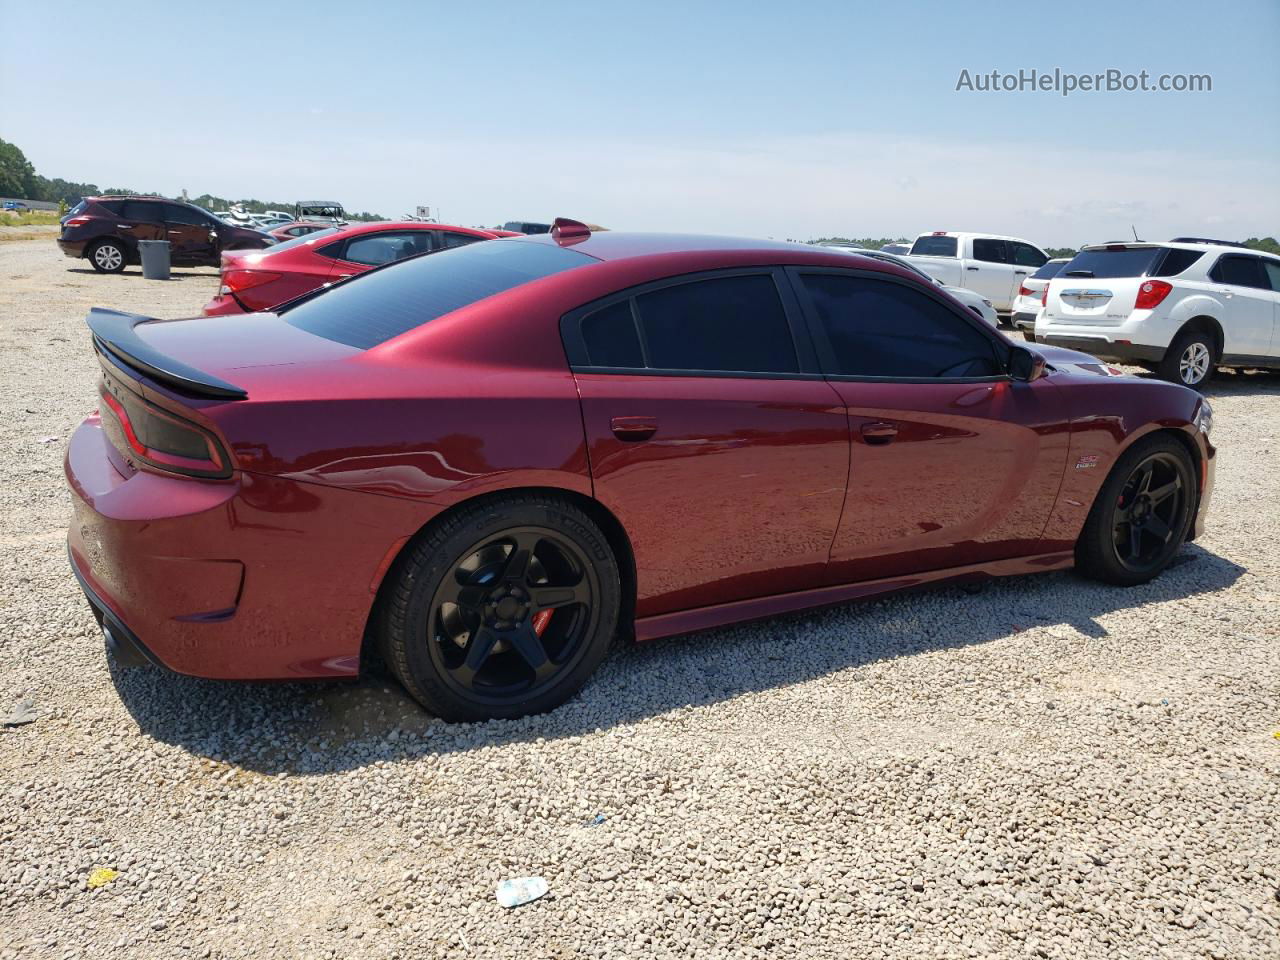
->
1035;239;1280;389
203;221;513;315
67;221;1214;721
820;244;999;327
1011;258;1071;331
904;231;1050;315
879;241;911;255
503;220;552;234
3;199;29;211
57;196;273;273
264;210;295;222
267;220;331;242
296;200;345;224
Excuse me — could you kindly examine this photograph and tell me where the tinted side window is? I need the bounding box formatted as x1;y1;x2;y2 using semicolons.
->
910;236;957;257
1151;248;1204;277
1011;242;1048;267
634;275;798;374
1263;261;1280;293
972;239;1009;263
121;200;162;222
581;300;643;368
163;204;209;225
801;274;1001;379
1210;255;1268;289
341;231;433;265
439;231;482;250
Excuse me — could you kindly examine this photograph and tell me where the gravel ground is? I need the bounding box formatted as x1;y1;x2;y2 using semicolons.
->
1;237;1278;959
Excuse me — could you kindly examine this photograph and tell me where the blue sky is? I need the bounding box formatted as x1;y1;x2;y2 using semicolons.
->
2;0;1276;246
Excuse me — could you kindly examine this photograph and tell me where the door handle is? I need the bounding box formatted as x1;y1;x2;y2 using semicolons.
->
1014;270;1028;275
860;421;898;445
966;266;979;271
337;273;354;280
610;416;657;441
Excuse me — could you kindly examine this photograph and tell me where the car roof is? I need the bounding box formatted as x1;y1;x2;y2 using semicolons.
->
303;220;498;239
514;231;824;262
1078;240;1280;261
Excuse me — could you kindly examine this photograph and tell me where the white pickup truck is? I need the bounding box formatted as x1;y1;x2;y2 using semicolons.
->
903;231;1050;315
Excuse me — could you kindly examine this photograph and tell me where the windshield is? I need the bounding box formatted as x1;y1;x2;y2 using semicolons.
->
283;239;596;349
261;227;341;253
1061;248;1163;279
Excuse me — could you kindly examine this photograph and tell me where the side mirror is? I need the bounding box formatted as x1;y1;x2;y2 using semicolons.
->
1008;344;1047;382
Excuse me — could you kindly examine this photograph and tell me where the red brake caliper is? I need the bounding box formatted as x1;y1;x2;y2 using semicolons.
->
532;609;553;636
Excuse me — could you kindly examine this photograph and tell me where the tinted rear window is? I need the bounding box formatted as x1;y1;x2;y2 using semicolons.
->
283;239;594;349
1060;248;1162;279
1030;260;1069;280
634;275;798;374
910;236;958;257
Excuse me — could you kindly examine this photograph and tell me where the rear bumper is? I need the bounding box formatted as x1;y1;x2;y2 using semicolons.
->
1012;311;1038;330
64;414;435;680
57;238;86;259
70;548;165;669
1037;335;1164;364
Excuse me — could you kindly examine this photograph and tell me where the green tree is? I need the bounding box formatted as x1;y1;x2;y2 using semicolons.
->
0;138;39;198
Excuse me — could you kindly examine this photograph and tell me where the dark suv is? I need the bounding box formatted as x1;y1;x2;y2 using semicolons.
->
58;196;273;273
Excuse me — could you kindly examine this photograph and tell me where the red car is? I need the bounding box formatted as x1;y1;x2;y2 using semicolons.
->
266;221;332;242
66;221;1215;721
202;221;516;316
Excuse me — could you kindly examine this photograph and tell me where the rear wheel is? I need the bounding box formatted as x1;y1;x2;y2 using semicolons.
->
378;494;621;721
1158;328;1215;389
89;239;126;273
1075;435;1196;586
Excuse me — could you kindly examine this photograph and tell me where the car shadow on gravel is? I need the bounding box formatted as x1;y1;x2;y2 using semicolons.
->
108;542;1246;775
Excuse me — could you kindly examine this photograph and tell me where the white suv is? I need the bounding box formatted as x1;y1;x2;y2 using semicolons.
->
1035;238;1280;389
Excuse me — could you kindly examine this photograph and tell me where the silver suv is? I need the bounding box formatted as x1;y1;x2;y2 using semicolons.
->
1035;238;1280;388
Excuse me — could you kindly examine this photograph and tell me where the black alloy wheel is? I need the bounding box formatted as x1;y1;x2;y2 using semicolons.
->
379;494;621;721
428;528;597;703
1110;452;1188;574
1075;435;1195;586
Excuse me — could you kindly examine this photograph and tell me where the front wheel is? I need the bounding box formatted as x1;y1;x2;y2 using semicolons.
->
378;494;621;721
1075;435;1196;586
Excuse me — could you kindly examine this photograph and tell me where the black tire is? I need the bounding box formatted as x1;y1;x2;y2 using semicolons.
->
378;494;621;721
88;239;127;273
1075;435;1196;586
1157;328;1215;390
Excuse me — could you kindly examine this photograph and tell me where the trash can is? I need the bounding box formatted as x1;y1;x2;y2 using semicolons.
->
137;240;171;280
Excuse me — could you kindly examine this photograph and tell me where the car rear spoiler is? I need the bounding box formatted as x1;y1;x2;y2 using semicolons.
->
86;308;248;401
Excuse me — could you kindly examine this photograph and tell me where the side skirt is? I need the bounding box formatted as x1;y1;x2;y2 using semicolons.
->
633;551;1075;643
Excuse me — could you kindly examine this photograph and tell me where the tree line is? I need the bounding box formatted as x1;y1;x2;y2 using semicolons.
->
0;138;386;221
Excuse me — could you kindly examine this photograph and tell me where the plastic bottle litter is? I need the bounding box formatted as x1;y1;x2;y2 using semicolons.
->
586;813;606;827
495;876;549;908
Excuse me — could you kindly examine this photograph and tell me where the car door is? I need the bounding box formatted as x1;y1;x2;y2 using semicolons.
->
561;269;851;619
161;203;217;263
1010;241;1049;305
966;238;1017;310
788;267;1071;585
1209;254;1275;359
117;199;166;253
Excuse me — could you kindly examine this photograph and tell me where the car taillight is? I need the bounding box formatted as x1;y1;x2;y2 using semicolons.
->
1018;285;1033;297
222;269;282;293
1041;285;1049;307
1134;279;1173;310
98;382;231;479
64;216;91;227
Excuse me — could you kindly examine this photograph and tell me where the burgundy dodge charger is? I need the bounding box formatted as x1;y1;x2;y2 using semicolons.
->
65;220;1215;721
